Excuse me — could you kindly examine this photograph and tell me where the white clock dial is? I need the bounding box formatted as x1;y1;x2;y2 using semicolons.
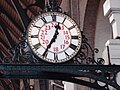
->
39;22;71;53
27;12;82;63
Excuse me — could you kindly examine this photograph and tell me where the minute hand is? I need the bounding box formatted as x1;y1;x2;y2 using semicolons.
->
43;23;60;56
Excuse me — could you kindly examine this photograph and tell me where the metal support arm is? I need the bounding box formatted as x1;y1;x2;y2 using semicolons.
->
0;64;120;90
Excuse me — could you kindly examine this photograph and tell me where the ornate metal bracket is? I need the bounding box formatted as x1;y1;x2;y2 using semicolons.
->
5;31;105;65
0;64;120;90
2;29;117;90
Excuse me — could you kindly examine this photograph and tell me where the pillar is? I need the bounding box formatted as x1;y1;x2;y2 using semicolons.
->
103;0;120;64
103;0;120;39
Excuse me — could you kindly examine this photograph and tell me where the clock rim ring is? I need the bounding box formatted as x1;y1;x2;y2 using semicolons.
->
27;12;82;63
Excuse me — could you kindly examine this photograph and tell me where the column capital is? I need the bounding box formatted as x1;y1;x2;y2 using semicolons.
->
105;39;120;46
103;0;120;17
103;0;120;38
105;39;120;65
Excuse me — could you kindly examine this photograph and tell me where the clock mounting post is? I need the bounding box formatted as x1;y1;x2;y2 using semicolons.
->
44;0;62;12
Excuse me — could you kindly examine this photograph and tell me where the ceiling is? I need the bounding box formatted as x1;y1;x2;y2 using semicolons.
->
0;0;62;62
0;0;62;89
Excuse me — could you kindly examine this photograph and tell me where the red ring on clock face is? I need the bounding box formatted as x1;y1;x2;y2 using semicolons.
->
39;22;71;53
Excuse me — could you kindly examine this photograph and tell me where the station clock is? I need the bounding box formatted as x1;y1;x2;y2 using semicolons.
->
27;12;82;63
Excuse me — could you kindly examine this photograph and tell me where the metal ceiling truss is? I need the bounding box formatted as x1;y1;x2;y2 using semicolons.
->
0;6;23;33
0;19;15;48
0;37;10;50
0;0;120;90
11;0;31;32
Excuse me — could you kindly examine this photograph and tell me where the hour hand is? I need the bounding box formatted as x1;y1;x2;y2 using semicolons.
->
43;23;60;56
53;22;60;39
55;22;61;30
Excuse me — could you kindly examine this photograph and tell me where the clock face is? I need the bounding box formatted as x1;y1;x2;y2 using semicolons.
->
27;12;82;63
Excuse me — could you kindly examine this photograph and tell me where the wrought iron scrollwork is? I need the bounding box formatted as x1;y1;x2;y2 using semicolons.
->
8;31;105;66
9;34;34;64
73;34;105;65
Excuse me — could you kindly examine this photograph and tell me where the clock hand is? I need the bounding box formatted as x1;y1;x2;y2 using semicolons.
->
43;23;60;56
54;22;61;30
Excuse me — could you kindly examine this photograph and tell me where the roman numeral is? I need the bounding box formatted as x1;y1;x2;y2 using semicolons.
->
68;25;76;30
41;17;47;23
51;15;56;21
64;51;69;57
31;35;38;38
71;36;78;39
62;18;66;24
33;43;41;50
69;44;77;50
33;25;41;29
43;51;48;58
54;53;58;60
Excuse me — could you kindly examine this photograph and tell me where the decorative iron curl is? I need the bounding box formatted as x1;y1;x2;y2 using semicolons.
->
2;57;12;63
73;34;105;65
11;34;35;64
